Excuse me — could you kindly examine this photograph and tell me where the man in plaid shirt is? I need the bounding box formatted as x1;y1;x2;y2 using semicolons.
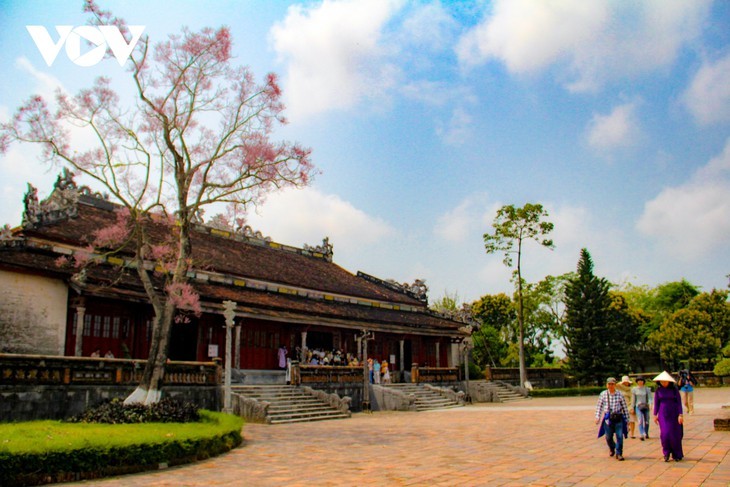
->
595;377;630;461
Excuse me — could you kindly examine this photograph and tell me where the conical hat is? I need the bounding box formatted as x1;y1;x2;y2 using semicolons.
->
653;370;676;383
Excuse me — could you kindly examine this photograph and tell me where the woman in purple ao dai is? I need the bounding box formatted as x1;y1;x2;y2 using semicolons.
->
652;371;684;462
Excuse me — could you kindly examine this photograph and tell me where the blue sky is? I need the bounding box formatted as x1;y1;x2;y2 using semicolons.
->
1;0;729;304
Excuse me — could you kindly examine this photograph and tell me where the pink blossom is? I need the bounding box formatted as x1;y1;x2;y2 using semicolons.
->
73;247;94;268
166;282;202;316
93;207;131;248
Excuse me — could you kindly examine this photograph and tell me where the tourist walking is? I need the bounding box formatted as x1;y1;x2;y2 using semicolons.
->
678;369;698;414
616;375;636;438
632;377;652;440
595;377;630;461
653;370;684;462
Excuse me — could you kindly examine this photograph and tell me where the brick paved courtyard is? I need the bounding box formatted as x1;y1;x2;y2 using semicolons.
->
68;388;730;486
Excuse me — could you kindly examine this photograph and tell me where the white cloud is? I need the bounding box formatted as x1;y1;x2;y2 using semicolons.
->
398;1;458;52
433;193;498;243
435;106;473;146
586;102;641;150
244;186;396;252
456;0;712;93
270;0;404;121
683;53;730;125
15;56;66;101
637;139;730;259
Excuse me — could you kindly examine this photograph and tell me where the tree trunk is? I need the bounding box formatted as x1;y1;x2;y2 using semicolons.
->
124;301;175;405
517;238;527;388
124;221;190;405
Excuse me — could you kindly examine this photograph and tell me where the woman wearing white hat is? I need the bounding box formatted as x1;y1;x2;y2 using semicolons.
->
653;371;684;462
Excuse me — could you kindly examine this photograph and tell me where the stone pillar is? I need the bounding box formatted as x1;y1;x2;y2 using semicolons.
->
301;331;308;362
222;300;236;414
435;341;441;368
73;302;86;357
399;339;405;372
234;322;241;369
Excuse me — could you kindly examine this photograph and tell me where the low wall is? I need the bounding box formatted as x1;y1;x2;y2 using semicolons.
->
0;353;221;421
1;384;220;421
485;367;566;388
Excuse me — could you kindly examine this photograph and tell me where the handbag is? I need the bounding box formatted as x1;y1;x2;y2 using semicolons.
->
609;412;623;424
637;402;649;412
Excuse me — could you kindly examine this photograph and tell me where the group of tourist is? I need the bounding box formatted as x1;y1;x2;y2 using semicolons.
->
366;357;391;384
595;370;697;462
277;344;365;368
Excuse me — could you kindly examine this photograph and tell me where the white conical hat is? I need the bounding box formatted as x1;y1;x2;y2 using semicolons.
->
653;370;676;383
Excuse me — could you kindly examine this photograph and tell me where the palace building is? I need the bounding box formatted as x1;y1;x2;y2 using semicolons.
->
0;171;469;375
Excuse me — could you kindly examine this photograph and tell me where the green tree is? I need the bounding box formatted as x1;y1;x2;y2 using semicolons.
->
608;292;644;371
648;309;720;369
471;293;515;367
614;282;657;341
483;203;554;387
522;273;574;359
688;290;730;349
563;249;616;385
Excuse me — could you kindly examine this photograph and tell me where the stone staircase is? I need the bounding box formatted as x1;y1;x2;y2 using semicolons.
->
231;385;351;425
481;380;527;403
383;383;464;411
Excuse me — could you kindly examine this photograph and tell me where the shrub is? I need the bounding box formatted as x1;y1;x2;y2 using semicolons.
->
468;362;484;380
69;398;200;424
714;358;730;377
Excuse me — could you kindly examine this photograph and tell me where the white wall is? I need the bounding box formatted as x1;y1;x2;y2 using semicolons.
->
0;269;68;355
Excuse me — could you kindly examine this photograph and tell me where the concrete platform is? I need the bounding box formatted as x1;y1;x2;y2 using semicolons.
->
66;387;730;486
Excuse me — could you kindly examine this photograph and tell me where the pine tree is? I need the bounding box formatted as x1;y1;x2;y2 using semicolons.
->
564;249;616;385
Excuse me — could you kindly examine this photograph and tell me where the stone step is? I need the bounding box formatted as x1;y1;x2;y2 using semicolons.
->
234;384;351;424
269;412;351;425
382;383;463;411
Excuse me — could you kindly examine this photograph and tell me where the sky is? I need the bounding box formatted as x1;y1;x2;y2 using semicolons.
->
0;0;729;305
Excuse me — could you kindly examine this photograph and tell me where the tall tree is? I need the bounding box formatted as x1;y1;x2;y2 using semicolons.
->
563;249;616;385
483;203;554;387
0;2;314;404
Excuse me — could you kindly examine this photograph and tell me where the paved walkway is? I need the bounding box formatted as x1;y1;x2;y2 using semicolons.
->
70;388;730;486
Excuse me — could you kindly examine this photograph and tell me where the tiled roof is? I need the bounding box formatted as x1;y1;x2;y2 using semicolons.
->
2;196;466;337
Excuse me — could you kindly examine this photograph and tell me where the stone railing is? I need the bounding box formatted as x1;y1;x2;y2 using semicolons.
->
231;394;270;423
469;380;498;402
411;365;459;383
295;365;364;385
0;353;221;386
371;384;417;411
423;383;466;404
302;385;352;414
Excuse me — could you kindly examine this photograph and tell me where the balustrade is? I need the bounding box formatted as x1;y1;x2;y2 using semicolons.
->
0;353;220;386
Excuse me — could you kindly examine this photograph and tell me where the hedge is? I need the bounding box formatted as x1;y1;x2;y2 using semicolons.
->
0;411;243;487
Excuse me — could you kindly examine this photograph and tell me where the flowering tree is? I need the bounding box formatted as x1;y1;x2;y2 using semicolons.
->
0;2;314;404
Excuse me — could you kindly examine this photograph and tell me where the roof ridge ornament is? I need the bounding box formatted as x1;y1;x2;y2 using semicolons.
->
22;169;110;229
357;272;429;302
303;237;333;262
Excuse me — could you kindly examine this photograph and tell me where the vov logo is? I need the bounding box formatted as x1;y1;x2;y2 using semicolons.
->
26;25;146;67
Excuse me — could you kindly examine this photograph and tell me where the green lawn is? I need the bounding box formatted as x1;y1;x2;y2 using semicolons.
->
0;411;244;486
